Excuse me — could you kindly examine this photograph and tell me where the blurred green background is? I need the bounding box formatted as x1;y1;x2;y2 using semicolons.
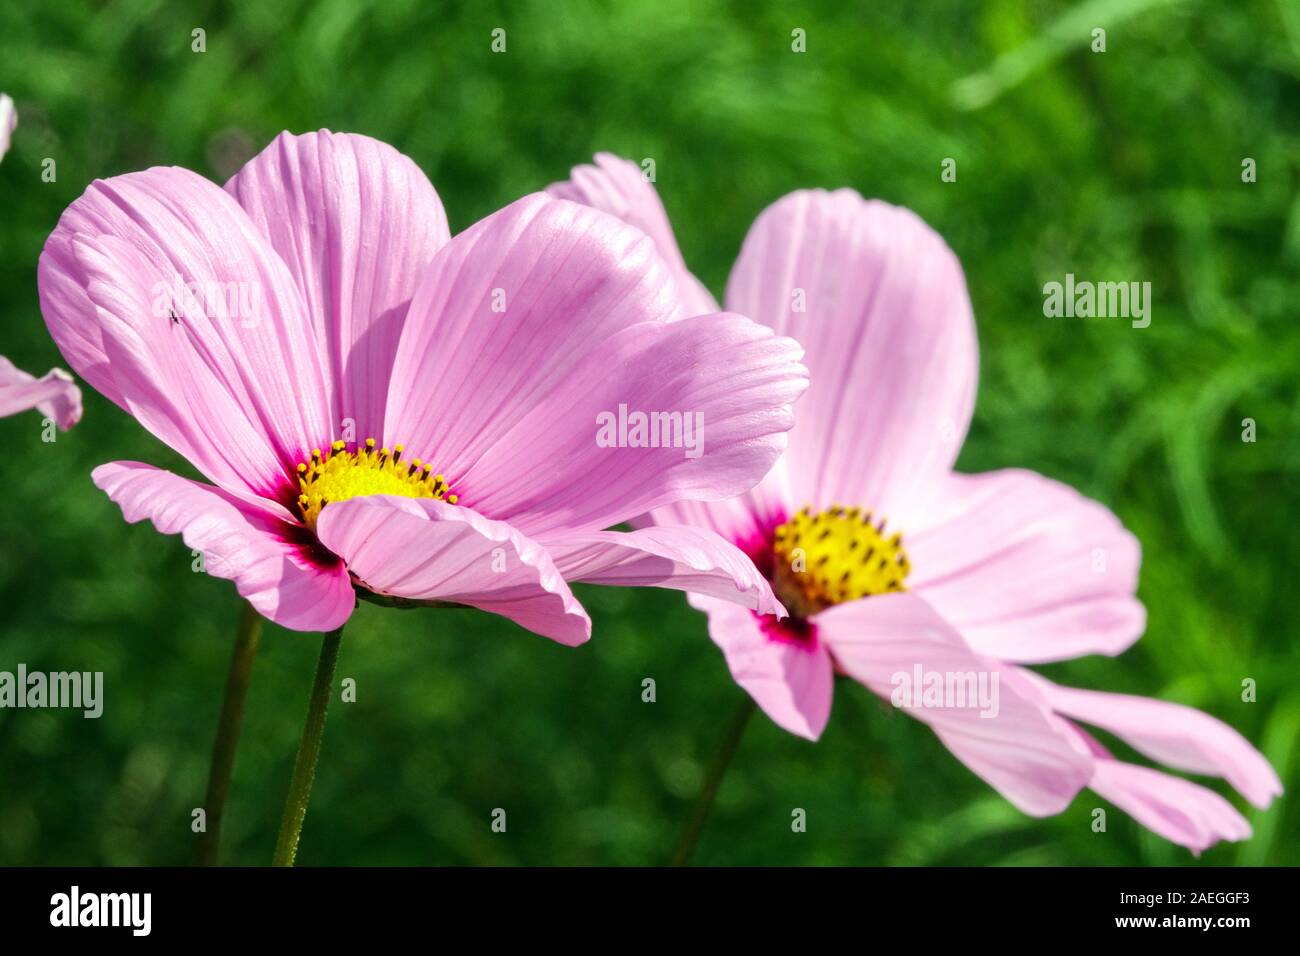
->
1;0;1297;866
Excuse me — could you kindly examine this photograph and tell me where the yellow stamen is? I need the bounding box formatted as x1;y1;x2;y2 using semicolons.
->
771;504;910;617
295;437;456;529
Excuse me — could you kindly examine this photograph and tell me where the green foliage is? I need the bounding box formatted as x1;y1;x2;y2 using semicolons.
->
0;0;1295;865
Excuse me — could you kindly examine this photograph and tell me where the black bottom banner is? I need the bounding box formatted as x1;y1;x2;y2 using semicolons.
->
0;865;1286;941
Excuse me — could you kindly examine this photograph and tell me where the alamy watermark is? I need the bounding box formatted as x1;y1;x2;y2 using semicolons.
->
50;886;150;936
0;664;103;718
596;403;704;459
151;276;264;328
890;664;999;718
1042;273;1151;328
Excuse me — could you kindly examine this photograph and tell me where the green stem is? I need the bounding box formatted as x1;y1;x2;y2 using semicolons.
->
272;625;344;866
670;695;756;866
193;600;263;866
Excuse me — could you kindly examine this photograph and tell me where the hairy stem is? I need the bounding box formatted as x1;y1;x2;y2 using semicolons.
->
272;625;344;866
193;601;263;866
670;695;756;866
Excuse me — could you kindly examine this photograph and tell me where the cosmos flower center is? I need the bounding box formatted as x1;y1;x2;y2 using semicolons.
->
770;505;910;618
296;438;456;530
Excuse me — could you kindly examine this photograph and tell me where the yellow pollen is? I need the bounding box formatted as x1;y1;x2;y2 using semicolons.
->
770;504;910;617
296;437;456;529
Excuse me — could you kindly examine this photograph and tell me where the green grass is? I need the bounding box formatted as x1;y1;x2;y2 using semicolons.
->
0;0;1296;865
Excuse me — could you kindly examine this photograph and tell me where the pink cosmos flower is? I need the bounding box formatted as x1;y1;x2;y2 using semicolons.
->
0;355;82;428
551;153;1281;851
38;131;807;642
0;93;16;163
0;96;81;427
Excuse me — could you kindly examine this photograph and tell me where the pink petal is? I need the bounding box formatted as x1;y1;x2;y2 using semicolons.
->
463;311;805;536
1065;723;1252;852
697;596;833;740
539;524;784;615
646;455;797;556
1027;673;1282;809
724;191;977;527
315;495;591;646
0;93;15;163
819;592;1093;815
93;461;353;632
383;193;673;479
383;194;806;534
548;152;720;319
906;468;1145;663
226;130;450;438
39;167;333;500
0;355;82;429
1090;758;1252;853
